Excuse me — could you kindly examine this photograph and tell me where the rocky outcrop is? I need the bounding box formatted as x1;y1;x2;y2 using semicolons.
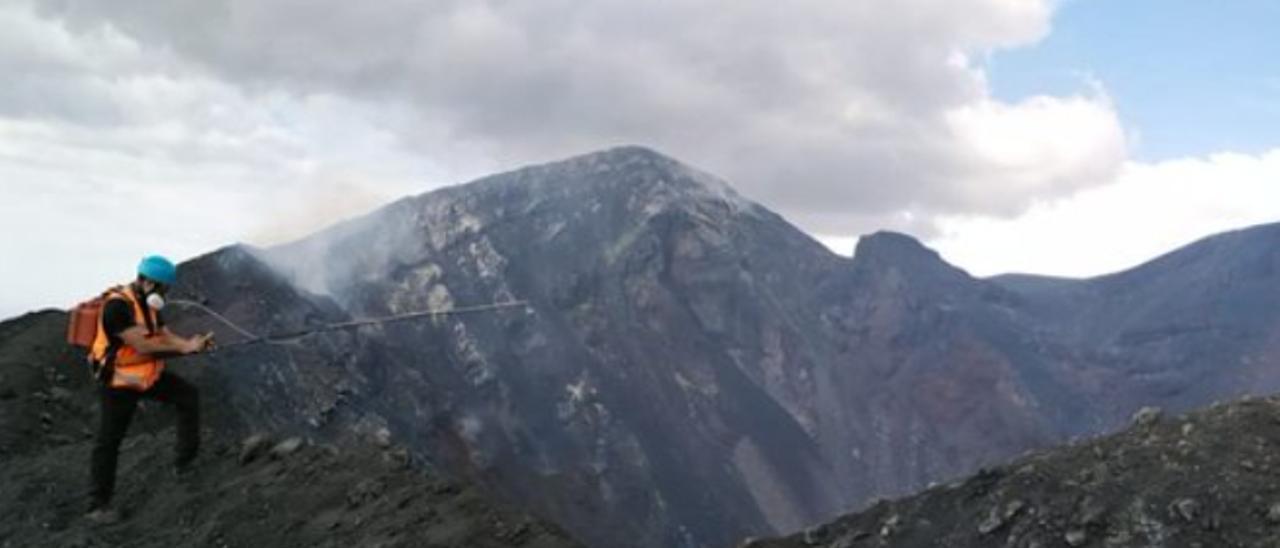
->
747;396;1280;547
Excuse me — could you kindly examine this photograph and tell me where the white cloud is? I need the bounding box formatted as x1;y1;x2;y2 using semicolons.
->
943;92;1126;214
927;149;1280;278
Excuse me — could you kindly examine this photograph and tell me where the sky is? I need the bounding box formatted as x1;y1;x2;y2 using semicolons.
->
1;0;1277;318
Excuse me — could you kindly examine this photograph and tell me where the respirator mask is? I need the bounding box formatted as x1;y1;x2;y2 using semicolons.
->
146;293;166;311
145;284;169;311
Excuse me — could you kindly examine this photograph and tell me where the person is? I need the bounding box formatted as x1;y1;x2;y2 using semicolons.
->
85;255;214;525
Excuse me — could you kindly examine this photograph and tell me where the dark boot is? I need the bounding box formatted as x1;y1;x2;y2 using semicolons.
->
85;505;122;525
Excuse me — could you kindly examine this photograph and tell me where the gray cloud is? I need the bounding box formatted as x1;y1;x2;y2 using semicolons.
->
0;1;453;316
28;0;1127;238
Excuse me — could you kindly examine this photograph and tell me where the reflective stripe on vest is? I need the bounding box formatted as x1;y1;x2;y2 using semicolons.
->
88;285;166;391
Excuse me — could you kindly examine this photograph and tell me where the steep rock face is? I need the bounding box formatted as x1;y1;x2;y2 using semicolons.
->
165;242;430;453
253;147;850;547
804;232;1084;506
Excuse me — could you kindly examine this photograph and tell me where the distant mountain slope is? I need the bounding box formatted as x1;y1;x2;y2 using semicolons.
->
988;222;1280;412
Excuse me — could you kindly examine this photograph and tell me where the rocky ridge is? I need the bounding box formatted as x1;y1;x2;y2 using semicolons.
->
0;310;582;548
747;397;1280;547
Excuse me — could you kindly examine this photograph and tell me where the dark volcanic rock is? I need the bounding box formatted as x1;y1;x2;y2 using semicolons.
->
0;312;581;548
270;436;304;459
746;395;1280;547
239;434;270;464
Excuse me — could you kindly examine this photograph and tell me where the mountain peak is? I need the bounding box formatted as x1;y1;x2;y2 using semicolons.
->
853;231;943;268
536;145;759;216
582;144;675;164
848;231;975;291
522;145;687;181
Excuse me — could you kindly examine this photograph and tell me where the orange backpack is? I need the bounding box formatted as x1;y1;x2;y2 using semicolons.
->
67;295;107;349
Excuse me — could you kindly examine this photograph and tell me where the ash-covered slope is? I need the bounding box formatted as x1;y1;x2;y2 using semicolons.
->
240;146;1109;547
746;396;1280;548
257;146;851;548
0;311;582;548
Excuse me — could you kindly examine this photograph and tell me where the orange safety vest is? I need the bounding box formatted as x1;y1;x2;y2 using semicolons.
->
89;285;166;391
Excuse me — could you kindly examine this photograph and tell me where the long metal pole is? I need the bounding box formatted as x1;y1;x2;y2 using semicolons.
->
170;299;530;351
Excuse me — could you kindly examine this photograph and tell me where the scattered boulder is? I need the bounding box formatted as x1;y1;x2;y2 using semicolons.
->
1170;498;1199;523
239;434;271;465
1267;503;1280;524
829;530;867;548
1075;496;1106;526
374;427;393;449
1064;528;1087;546
347;478;386;508
978;499;1025;535
878;514;900;539
48;386;74;405
270;437;305;459
800;523;828;545
383;447;411;469
1132;406;1163;428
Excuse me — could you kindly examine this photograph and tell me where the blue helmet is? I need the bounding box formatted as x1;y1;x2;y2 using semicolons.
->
137;255;178;285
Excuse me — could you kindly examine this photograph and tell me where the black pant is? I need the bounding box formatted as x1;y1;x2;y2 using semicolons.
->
90;371;199;508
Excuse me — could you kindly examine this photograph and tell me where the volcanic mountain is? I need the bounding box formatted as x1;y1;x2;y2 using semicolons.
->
2;146;1278;548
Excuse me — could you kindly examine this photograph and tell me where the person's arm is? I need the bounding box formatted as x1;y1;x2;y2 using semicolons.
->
119;326;210;355
158;326;186;347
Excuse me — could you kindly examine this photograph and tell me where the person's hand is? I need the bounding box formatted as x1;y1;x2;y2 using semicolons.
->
185;332;215;354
